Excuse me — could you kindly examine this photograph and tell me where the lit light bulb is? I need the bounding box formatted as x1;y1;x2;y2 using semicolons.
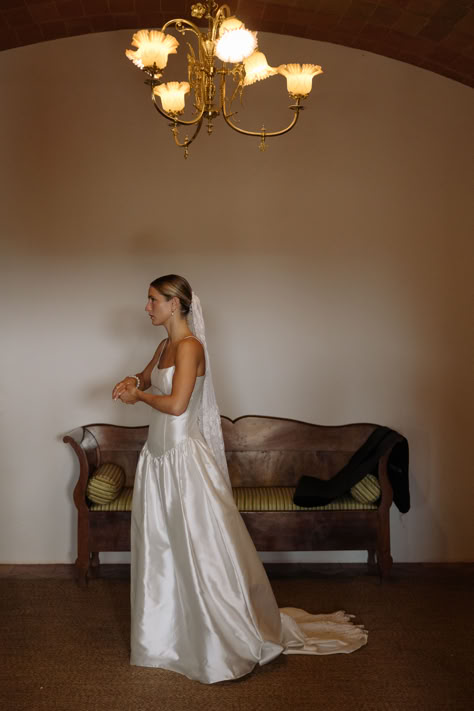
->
215;17;257;64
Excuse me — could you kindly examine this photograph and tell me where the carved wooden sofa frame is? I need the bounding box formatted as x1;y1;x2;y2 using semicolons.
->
63;416;402;586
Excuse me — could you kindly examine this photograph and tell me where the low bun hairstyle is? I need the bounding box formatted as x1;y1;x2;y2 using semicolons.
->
150;274;192;316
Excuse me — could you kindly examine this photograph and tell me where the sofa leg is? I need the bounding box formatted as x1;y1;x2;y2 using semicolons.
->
376;526;393;579
376;508;393;580
76;512;90;587
367;549;378;574
377;550;393;580
75;557;89;587
90;552;101;578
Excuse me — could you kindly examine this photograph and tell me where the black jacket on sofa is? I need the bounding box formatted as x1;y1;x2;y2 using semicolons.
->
293;426;410;513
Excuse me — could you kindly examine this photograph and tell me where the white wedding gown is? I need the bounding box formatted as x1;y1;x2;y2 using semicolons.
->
130;363;367;684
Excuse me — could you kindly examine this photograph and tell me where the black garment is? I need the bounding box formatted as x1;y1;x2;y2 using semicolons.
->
293;426;410;513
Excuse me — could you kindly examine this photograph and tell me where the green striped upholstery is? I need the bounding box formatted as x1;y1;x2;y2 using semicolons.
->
90;486;133;511
89;486;377;512
350;474;381;504
234;487;378;511
86;463;125;505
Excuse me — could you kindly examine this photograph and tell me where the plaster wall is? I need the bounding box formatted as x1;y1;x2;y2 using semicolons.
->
1;30;473;563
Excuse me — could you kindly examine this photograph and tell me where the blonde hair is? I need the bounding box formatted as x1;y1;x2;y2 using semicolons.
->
150;274;192;316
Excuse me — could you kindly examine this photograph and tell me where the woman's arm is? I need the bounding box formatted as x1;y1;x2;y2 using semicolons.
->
136;340;167;391
120;339;203;416
112;340;166;400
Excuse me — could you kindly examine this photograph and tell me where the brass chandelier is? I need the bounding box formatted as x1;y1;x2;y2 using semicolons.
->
125;1;323;158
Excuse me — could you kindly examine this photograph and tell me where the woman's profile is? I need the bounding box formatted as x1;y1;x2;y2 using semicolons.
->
112;274;367;684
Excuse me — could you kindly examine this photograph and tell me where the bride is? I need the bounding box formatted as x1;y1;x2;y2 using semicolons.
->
112;274;367;684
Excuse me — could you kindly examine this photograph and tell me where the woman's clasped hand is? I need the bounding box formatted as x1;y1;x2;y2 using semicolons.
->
112;377;139;404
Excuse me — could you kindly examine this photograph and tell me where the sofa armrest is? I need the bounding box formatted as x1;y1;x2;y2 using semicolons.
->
63;427;85;446
63;427;98;514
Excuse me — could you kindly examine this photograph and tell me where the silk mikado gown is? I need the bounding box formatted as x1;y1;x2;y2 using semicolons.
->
130;356;368;684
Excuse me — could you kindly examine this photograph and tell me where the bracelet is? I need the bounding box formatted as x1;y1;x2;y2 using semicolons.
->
127;375;141;389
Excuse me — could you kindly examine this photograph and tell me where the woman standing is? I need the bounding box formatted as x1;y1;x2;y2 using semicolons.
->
113;274;367;684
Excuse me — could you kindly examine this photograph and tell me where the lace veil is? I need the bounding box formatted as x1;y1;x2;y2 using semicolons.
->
188;293;231;490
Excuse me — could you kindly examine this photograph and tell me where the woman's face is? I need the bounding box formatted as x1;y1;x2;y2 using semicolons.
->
145;287;174;326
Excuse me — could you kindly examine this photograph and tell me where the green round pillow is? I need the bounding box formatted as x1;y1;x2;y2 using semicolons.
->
350;474;381;504
86;462;125;505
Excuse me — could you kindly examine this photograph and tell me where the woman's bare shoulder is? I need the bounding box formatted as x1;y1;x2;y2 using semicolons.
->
177;335;204;356
175;336;205;376
175;336;205;367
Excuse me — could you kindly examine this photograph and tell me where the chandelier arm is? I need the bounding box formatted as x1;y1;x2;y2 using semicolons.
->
159;18;207;105
222;107;302;138
220;72;303;137
171;116;204;149
161;18;202;40
211;4;232;42
151;92;206;127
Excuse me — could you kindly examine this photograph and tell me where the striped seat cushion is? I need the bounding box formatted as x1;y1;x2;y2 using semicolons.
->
90;486;133;511
86;463;125;505
89;486;377;512
350;474;381;504
233;487;378;511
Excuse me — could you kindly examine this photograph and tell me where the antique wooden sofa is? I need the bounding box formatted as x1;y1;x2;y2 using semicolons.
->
63;416;403;586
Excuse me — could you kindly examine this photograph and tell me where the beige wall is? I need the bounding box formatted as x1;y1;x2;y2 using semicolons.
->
1;30;473;564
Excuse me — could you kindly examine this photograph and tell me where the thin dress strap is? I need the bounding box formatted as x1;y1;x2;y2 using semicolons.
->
157;339;168;367
157;337;201;368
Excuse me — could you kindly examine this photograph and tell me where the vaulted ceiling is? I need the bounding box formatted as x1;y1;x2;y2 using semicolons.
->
1;0;473;88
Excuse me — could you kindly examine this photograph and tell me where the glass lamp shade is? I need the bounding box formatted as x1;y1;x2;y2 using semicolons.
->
125;30;179;70
153;82;190;114
243;51;277;85
218;16;244;34
215;27;257;63
277;63;323;98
